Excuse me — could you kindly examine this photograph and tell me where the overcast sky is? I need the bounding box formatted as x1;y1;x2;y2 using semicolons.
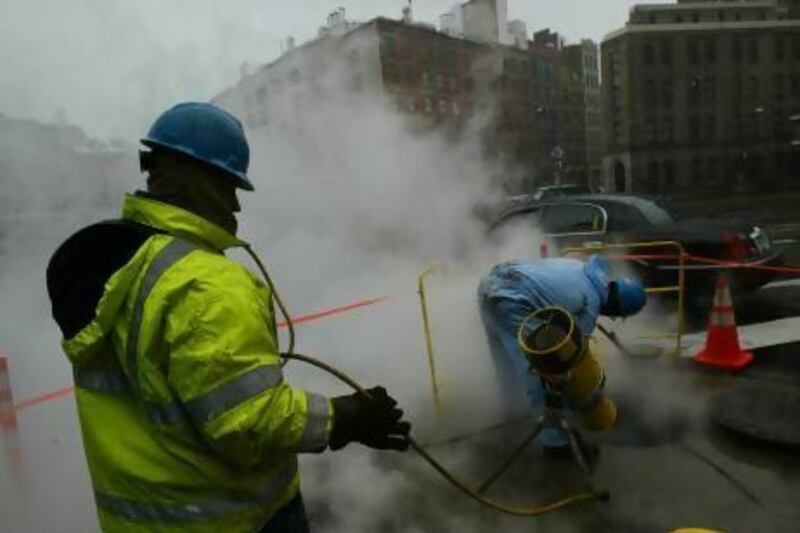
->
1;0;644;140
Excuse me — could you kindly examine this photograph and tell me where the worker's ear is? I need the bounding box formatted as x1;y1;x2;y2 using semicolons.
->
600;281;622;317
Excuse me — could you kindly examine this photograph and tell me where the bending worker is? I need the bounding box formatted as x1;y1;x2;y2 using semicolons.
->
477;255;646;456
46;102;410;532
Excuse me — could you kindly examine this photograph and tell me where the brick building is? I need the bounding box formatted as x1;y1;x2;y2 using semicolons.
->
602;0;800;195
561;40;603;187
213;13;574;193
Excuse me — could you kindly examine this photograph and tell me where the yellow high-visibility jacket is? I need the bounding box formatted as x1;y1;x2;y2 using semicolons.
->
49;194;332;532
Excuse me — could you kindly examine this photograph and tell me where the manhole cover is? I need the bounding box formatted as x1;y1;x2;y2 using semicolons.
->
708;384;800;446
602;393;689;447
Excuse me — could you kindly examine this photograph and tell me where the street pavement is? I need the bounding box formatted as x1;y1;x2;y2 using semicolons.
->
364;277;800;532
3;218;800;532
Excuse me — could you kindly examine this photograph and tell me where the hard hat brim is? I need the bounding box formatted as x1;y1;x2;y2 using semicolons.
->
141;139;255;191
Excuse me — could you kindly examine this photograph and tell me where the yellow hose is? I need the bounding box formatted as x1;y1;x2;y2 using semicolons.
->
244;245;603;517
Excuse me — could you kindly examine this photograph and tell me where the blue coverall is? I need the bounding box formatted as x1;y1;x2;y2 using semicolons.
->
477;256;610;447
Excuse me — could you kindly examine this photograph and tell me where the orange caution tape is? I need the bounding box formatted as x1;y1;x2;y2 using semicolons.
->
604;252;800;275
276;296;388;328
13;387;74;413
12;295;389;414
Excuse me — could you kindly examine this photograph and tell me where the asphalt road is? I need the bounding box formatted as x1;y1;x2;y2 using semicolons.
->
4;205;799;532
431;277;800;532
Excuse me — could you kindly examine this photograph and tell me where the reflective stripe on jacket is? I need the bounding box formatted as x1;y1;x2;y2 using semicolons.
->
57;194;332;532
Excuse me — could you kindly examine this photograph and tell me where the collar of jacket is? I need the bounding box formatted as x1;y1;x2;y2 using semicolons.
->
583;254;610;307
122;193;245;252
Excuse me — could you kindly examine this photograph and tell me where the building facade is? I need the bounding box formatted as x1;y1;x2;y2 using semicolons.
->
561;40;603;188
602;0;800;194
0;113;125;217
213;13;569;193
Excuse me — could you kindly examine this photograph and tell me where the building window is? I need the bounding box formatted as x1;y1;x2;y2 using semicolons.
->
396;37;409;58
707;157;719;184
718;10;725;22
691;157;703;183
689;116;701;141
438;98;448;114
382;35;395;56
774;111;789;139
663;159;676;186
688;77;701;106
775;73;786;100
776;151;788;176
645;118;657;143
732;38;743;63
734;11;741;22
642;43;655;66
422;70;430;86
791;72;800;95
732;74;743;102
704;40;717;64
661;117;674;143
406;95;417;112
793;37;800;60
675;15;683;23
705;115;717;140
661;79;674;107
452;100;461;115
703;76;717;103
748;75;760;99
692;13;699;23
424;97;433;113
748;39;760;63
776;36;786;61
647;160;660;188
643;79;657;108
688;39;700;65
660;39;673;66
383;63;398;84
537;59;555;80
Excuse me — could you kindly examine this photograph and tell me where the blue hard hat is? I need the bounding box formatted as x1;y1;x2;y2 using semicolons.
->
613;277;647;317
142;102;253;191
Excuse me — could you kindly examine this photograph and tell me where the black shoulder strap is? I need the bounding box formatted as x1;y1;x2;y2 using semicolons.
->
47;219;163;339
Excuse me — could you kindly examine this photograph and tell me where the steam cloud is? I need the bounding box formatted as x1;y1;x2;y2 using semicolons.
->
1;15;696;533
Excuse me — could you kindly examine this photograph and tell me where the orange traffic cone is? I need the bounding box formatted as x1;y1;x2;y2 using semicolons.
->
694;274;753;370
0;355;23;473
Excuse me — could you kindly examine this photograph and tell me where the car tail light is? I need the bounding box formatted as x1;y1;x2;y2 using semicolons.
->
723;230;756;260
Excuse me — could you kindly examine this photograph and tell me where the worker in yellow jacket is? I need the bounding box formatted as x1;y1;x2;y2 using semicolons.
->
46;102;410;532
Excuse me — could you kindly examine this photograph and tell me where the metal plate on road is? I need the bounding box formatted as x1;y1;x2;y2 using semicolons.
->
709;385;800;446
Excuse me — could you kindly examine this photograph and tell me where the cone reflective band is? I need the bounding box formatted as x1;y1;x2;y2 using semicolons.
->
694;274;753;370
518;307;616;431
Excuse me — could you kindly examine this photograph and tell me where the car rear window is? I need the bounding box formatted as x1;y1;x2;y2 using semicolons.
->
541;204;605;233
634;199;674;226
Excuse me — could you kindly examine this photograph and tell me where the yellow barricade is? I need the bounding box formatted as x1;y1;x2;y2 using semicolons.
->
560;240;687;357
418;264;444;415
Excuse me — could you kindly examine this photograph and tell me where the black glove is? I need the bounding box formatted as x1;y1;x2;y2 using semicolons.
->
329;386;411;452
